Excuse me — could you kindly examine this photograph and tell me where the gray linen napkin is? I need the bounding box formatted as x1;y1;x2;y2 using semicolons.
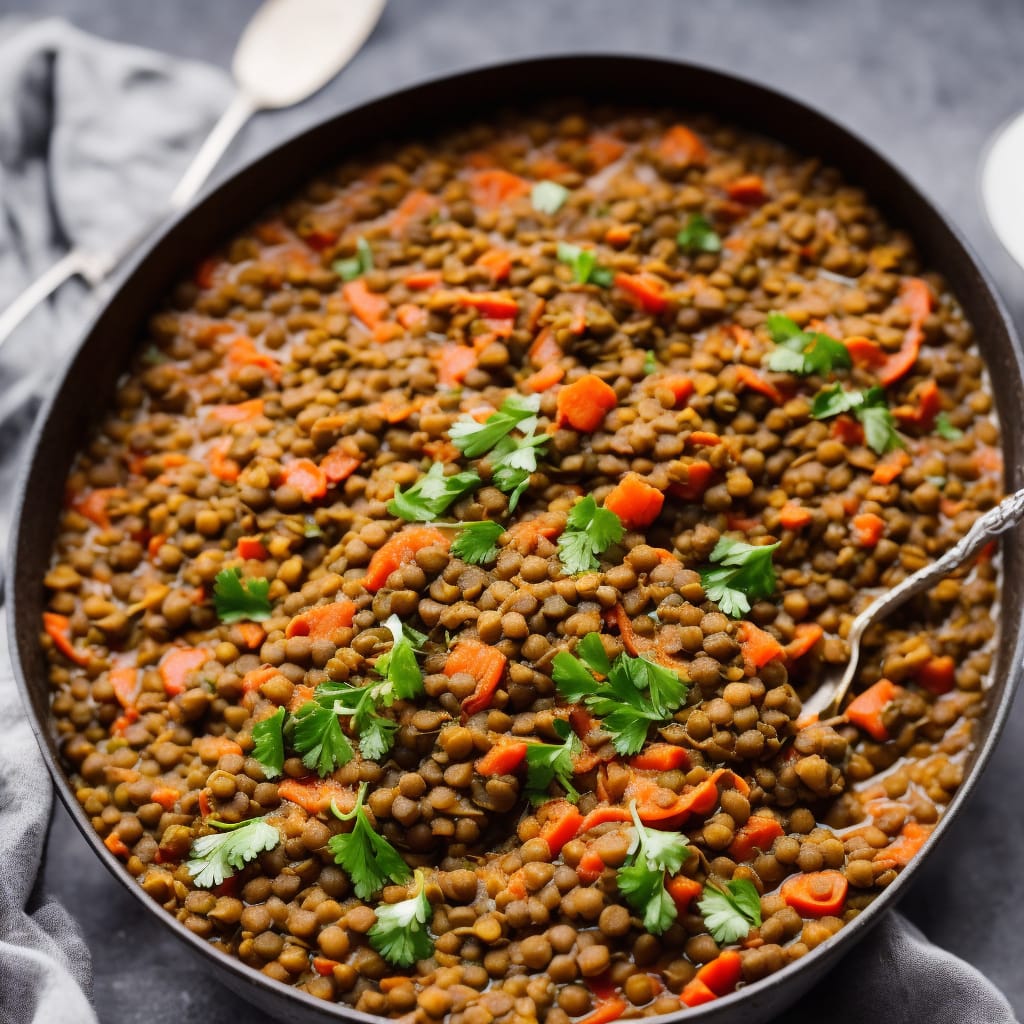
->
0;18;230;1024
0;16;1018;1024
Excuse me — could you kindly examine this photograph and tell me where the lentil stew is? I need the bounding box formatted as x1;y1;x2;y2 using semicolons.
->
39;101;1004;1022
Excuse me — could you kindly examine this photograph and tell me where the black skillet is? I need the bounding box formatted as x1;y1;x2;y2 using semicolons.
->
8;56;1022;1024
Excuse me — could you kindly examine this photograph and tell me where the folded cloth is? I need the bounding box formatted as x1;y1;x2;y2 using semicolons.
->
0;17;230;1024
0;16;1018;1024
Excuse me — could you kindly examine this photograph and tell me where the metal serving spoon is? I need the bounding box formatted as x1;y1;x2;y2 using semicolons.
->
801;486;1024;721
981;111;1024;272
0;0;386;349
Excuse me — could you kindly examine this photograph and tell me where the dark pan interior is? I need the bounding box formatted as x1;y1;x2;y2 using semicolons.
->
8;56;1023;1024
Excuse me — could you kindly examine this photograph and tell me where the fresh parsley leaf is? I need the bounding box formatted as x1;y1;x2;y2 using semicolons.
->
489;428;550;511
699;536;779;619
375;614;424;701
556;242;614;286
329;784;411;899
213;568;272;624
626;802;691;875
525;719;581;804
251;707;285;779
303;518;323;538
368;869;434;967
332;237;373;281
450;393;540;459
935;410;964;441
450;521;505;565
531;180;570;215
811;384;905;456
186;817;279;888
643;350;657;375
698;879;763;944
676;213;721;254
763;314;851;376
292;698;354;776
388;463;481;522
577;633;611;676
557;496;624;574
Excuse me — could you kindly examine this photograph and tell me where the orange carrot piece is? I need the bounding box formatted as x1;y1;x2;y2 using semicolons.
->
278;777;353;815
455;291;518;319
779;503;813;530
873;821;933;870
609;603;646;658
364;526;451;592
505;511;565;554
404;270;442;290
241;666;279;694
832;414;864;446
528;327;561;369
280;459;328;502
916;655;956;695
846;678;899;741
668;462;714;502
843;335;888;369
880;277;933;386
286;600;356;641
434;343;478;387
524;364;565;392
207;438;240;482
578;999;628;1024
785;623;824;662
735;364;785;405
666;874;703;916
688;431;722;448
104;832;130;858
237;535;269;560
159;647;211;696
225;336;281;382
193;735;243;763
447;640;508;719
613;272;669;314
194;257;219;289
42;612;91;667
578;806;633;834
477;249;512;282
728;815;784;861
736;621;786;675
468;168;530;209
72;487;124;529
538;800;584;856
555;374;618;432
851;512;885;547
395;303;428;330
656;124;708;167
604;224;635;247
697;950;743;996
321;450;362;485
726;175;767;205
586;132;627;169
312;957;339;977
108;662;139;708
629;744;690;772
576;850;608;884
476;740;529;776
893;378;941;430
781;869;848;917
389;188;439;236
236;623;266;650
660;375;694;406
871;450;912;484
343;279;389;328
288;684;317;712
208;398;264;424
680;978;718;1007
150;786;180;811
603;473;664;530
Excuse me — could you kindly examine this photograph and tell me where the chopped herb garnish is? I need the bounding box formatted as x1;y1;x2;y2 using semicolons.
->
450;520;505;565
935;411;964;441
700;536;779;619
388;463;481;522
617;802;692;935
450;393;540;458
332;237;373;281
213;568;272;624
525;719;581;804
643;350;657;375
251;707;285;779
811;384;905;456
531;180;570;215
556;242;614;287
368;869;434;967
698;878;763;944
186;816;279;889
763;314;851;376
557;496;624;575
489;428;549;512
676;213;721;254
329;783;411;899
292;695;354;776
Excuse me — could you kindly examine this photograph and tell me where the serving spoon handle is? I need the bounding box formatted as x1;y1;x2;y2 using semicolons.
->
803;486;1024;721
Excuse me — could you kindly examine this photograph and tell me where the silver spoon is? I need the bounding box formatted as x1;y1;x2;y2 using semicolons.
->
802;487;1024;721
0;0;386;349
981;111;1024;272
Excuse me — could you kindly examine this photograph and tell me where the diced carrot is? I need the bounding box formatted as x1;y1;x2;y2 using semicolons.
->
104;832;130;858
668;462;714;502
159;647;211;696
288;684;317;712
725;512;760;533
286;600;356;641
312;957;340;977
845;678;900;741
609;603;646;658
781;869;848;917
538;800;584;856
974;446;1003;476
569;294;588;335
735;364;785;405
193;735;244;763
680;978;718;1007
207;438;239;482
404;270;442;290
696;950;743;996
656;124;708;167
108;661;139;709
576;850;609;884
477;249;512;282
779;503;813;530
433;343;478;387
528;327;561;369
194;257;219;290
916;655;956;695
728;815;784;861
236;623;265;650
279;459;328;502
365;526;450;592
146;533;167;560
319;449;360;485
940;496;969;518
524;364;565;392
872;450;912;484
241;666;279;694
225;336;281;382
447;640;508;719
237;535;269;560
736;621;786;675
197;791;212;818
42;612;91;667
727;175;767;205
505;511;565;554
150;787;180;812
455;291;519;319
613;272;669;314
893;378;941;431
72;487;124;529
603;473;664;530
688;431;722;448
604;224;635;247
578;999;628;1024
422;439;461;462
278;777;353;815
629;744;690;772
389;188;439;236
556;374;618;432
785;623;824;662
578;806;633;834
396;303;428;330
529;153;574;179
832;414;865;446
208;398;264;424
666;874;703;916
476;740;529;776
342;279;389;329
851;512;885;547
873;821;934;870
843;335;888;369
468;169;530;209
880;277;933;386
659;375;694;406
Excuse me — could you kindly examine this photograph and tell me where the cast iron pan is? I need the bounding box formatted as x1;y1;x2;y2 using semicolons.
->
8;56;1022;1024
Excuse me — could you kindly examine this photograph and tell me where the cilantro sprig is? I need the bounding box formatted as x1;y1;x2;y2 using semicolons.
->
556;242;614;287
329;783;411;899
617;802;692;935
368;868;435;967
388;463;481;522
450;520;505;565
676;213;721;254
700;536;779;619
935;411;963;441
291;695;354;776
763;314;851;376
251;707;285;779
552;634;689;755
213;568;272;624
811;384;905;455
333;237;373;281
531;181;570;215
525;719;581;805
698;878;763;944
557;496;624;574
186;816;280;889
